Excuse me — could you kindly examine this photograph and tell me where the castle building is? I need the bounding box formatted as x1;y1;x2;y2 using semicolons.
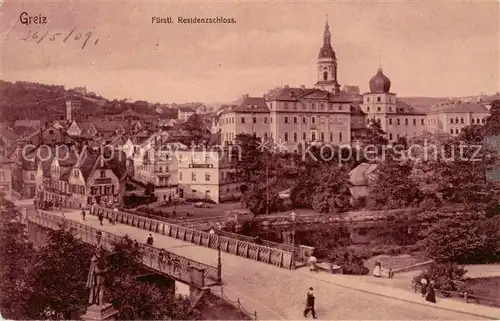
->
213;19;492;150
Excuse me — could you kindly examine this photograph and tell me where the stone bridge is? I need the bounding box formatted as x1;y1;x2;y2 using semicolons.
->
27;210;218;297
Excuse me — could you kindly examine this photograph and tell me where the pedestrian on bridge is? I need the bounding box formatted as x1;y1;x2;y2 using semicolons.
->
303;287;317;319
147;234;154;246
98;213;104;226
81;210;86;221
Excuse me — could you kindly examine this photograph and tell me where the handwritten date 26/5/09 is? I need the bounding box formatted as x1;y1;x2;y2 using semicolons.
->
20;27;99;49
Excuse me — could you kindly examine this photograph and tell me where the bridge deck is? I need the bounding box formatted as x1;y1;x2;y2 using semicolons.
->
42;209;498;320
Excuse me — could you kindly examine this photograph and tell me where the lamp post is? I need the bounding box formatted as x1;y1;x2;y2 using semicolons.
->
216;223;222;283
290;210;296;269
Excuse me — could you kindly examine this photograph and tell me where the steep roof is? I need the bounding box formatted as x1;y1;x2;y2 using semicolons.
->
349;163;378;187
395;100;427;115
430;102;490;114
14;120;42;128
350;104;365;115
232;96;269;113
266;87;353;103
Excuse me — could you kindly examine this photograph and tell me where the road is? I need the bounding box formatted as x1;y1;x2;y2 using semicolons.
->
21;202;498;320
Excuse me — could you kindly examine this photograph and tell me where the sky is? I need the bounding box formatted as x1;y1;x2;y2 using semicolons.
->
1;0;499;104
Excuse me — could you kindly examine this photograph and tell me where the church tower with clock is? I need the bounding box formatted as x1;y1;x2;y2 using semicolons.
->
314;19;341;94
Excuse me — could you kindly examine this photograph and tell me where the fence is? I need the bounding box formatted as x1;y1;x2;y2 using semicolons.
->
411;281;500;308
29;210;219;288
91;206;294;269
216;286;258;320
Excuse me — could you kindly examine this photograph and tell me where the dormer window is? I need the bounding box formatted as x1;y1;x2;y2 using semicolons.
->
100;170;105;178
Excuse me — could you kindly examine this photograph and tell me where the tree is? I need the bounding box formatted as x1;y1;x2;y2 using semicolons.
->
232;134;264;183
483;100;500;136
414;263;470;294
363;121;388;156
182;114;209;145
419;213;500;264
369;155;422;209
0;195;34;319
311;165;352;214
23;227;93;319
240;178;282;215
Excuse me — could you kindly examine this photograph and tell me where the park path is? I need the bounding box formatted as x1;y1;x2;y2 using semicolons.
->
25;204;500;320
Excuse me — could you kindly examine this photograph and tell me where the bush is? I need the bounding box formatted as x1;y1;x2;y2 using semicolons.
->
123;193;157;209
328;248;369;275
185;198;216;204
420;213;500;264
414;263;470;295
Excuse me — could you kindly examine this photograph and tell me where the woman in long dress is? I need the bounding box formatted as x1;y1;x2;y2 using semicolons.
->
372;261;382;277
425;281;436;303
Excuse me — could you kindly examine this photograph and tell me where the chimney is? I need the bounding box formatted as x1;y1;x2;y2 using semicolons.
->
65;100;73;123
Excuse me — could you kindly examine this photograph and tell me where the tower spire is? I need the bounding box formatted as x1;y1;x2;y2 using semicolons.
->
378;56;382;71
323;16;331;47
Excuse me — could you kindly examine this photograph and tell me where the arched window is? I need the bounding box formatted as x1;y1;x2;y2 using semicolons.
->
323;71;328;81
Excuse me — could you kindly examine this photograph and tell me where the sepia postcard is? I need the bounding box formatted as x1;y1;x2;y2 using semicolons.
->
0;1;499;320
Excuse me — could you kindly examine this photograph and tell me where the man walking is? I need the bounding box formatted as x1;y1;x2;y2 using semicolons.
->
303;287;317;319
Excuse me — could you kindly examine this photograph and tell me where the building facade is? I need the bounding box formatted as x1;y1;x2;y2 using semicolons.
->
176;148;240;203
0;155;13;200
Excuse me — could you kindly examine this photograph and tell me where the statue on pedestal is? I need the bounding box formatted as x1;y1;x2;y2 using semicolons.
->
86;246;109;306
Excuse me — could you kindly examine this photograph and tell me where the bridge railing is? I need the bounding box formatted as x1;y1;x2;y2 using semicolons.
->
91;206;293;269
30;210;219;287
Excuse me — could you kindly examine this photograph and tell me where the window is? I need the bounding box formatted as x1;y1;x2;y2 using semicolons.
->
450;118;454;124
450;129;454;134
330;132;333;142
191;172;196;181
320;132;325;141
284;102;288;110
241;117;245;124
100;170;105;178
389;133;393;140
455;117;459;124
329;104;334;111
389;107;392;112
413;119;416;126
323;71;328;80
264;132;268;141
460;117;464;124
471;119;475;124
339;105;343;111
311;132;316;141
293;102;297;110
253;117;257;123
49;129;54;135
284;132;289;142
339;132;343;142
302;132;306;141
377;97;381;102
320;103;324;110
302;117;307;124
311;103;316;110
205;172;210;181
284;117;289;124
264;117;268;124
455;129;459;134
482;118;485;124
421;119;424;125
405;118;408;125
0;172;4;182
397;119;401;125
312;117;316;124
367;107;370;112
320;116;325;124
389;118;392;125
293;132;297;142
293;116;298;124
377;107;381;112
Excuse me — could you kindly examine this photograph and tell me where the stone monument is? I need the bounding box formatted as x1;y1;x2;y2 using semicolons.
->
81;245;119;321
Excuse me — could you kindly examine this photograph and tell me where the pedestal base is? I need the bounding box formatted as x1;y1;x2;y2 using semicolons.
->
81;303;119;321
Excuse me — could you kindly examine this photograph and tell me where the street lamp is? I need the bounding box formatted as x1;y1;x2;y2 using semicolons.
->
216;223;222;284
290;211;296;269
